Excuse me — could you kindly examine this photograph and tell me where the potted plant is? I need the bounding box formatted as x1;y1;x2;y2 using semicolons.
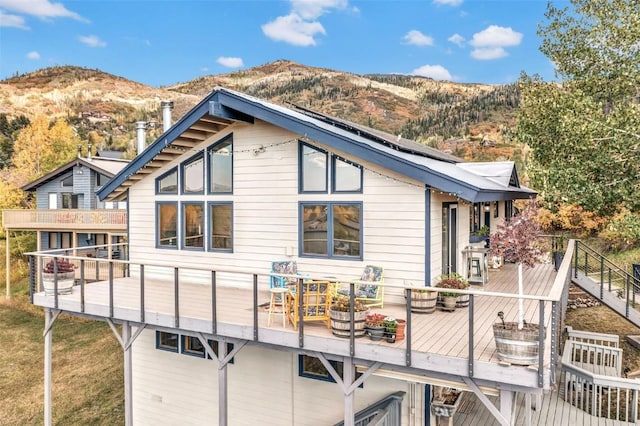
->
431;387;462;417
383;317;397;343
408;286;437;314
435;273;469;310
364;313;386;341
42;257;76;295
470;224;490;243
329;296;368;338
489;200;545;365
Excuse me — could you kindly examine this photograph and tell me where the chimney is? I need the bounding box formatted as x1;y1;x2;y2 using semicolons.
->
161;101;174;132
136;121;147;154
77;144;82;158
87;142;92;160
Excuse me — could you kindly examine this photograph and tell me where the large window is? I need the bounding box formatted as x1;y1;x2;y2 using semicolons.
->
156;331;178;352
299;143;328;193
301;203;362;259
181;153;204;194
61;193;79;209
298;355;361;386
157;202;178;248
156;168;177;194
208;135;233;194
182;203;204;249
209;203;232;251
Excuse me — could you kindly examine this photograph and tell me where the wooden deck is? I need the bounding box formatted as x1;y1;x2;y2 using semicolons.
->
32;260;564;393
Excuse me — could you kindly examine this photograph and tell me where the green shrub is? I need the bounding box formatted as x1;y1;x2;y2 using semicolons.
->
599;209;640;251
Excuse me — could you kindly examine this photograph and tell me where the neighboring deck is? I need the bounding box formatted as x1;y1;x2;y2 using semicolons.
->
2;209;127;231
32;258;566;394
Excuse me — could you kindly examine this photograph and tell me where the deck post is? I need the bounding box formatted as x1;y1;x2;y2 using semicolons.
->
218;341;228;426
123;321;133;426
343;357;355;426
44;308;53;426
499;389;513;425
5;229;10;300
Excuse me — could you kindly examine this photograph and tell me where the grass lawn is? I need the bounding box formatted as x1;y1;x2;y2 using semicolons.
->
0;241;123;426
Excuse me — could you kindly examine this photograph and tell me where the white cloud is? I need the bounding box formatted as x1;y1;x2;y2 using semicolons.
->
26;51;40;60
262;0;347;46
403;30;434;47
412;64;453;81
262;13;326;46
469;25;522;60
448;33;465;47
470;25;522;48
471;47;507;60
0;10;28;28
433;0;463;6
290;0;348;19
0;0;87;22
217;56;244;68
79;35;106;48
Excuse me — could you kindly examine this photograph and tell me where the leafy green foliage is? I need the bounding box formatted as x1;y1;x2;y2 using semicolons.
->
599;209;640;251
0;113;30;169
519;0;640;217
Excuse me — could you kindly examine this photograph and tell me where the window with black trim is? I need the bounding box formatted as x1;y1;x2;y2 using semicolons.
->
505;200;514;221
300;143;328;193
332;156;362;193
61;175;73;187
183;202;204;249
156;331;178;352
181;153;204;194
209;202;232;251
61;193;79;209
301;203;362;259
208;135;233;194
156;168;178;194
157;202;178;248
298;355;361;386
96;173;109;187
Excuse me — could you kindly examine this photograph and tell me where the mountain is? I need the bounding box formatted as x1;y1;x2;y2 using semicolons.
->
0;61;522;162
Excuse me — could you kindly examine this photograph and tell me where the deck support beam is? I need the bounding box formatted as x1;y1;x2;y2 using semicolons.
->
43;308;60;426
463;377;510;426
106;320;146;426
5;229;10;300
500;389;513;426
218;340;228;426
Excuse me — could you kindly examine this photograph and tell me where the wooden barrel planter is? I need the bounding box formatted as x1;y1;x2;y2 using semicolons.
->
42;271;75;295
492;322;542;365
409;290;437;314
456;293;470;308
329;309;367;338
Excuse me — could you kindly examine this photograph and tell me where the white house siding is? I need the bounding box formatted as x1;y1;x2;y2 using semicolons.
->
131;328;417;425
126;120;428;298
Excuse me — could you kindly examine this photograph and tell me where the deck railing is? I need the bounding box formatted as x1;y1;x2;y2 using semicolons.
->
2;209;127;230
333;391;405;426
27;241;575;389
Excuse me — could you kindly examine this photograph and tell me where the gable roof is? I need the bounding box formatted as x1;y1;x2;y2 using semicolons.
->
97;87;535;203
22;157;129;191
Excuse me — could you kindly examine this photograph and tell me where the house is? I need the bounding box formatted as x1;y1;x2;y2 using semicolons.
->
2;148;128;298
28;88;573;426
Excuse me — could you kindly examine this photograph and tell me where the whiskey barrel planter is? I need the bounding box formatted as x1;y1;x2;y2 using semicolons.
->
42;271;75;295
493;322;543;366
456;293;470;308
409;289;437;314
329;309;367;338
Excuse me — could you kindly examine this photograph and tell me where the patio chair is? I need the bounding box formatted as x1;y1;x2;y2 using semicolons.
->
287;280;332;330
270;260;300;289
337;265;385;308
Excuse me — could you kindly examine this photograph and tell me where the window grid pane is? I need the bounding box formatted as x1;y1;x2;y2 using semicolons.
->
334;158;362;192
158;204;177;246
302;205;328;255
183;204;204;248
183;156;203;193
332;204;361;257
158;170;177;194
209;139;233;193
301;145;327;192
210;204;232;250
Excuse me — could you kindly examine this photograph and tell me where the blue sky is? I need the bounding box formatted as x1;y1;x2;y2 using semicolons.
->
0;0;557;87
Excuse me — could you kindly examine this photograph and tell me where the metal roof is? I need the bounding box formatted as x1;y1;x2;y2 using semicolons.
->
22;157;129;191
97;87;536;203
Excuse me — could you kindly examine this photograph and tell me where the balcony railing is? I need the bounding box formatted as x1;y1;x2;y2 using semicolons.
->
2;209;127;231
27;241;575;390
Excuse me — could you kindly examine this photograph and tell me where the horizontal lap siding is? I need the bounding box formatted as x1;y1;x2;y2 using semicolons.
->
132;329;415;425
128;120;428;294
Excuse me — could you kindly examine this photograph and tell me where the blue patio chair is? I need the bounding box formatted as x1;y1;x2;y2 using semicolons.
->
337;265;385;308
270;260;300;289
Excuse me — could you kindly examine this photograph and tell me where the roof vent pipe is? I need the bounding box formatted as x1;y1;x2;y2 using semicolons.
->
87;142;92;160
161;101;174;133
136;121;147;154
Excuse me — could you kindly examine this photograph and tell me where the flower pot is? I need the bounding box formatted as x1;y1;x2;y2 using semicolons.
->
366;325;385;341
492;322;543;366
395;319;406;340
409;289;437;314
42;271;75;295
329;309;367;338
385;333;396;343
439;296;458;311
431;390;461;417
